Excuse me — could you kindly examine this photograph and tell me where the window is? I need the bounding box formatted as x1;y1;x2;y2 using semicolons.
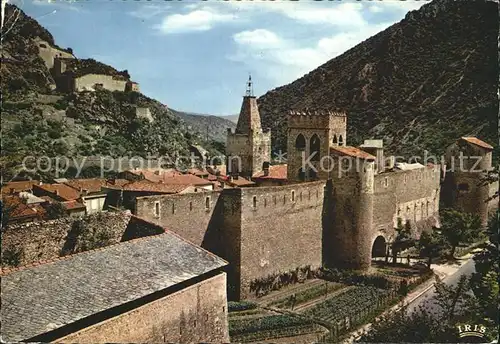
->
283;194;286;204
404;175;407;184
298;168;305;181
384;177;389;187
332;134;338;145
308;190;311;200
338;135;344;146
300;192;303;201
273;195;277;205
189;201;193;211
253;196;257;208
264;198;267;207
205;197;210;210
291;191;295;202
295;134;306;150
172;203;175;214
310;134;320;161
154;201;160;218
458;183;469;192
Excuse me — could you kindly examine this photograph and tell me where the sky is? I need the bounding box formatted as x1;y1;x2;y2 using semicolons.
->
17;0;427;115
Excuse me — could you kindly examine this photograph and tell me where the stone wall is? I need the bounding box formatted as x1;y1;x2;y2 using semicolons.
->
372;166;441;238
1;212;164;267
133;182;324;300
55;273;229;343
74;74;128;92
36;39;74;69
237;181;325;298
135;191;223;246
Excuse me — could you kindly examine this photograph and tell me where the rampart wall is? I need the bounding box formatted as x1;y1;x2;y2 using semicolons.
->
135;191;223;246
36;39;74;69
237;181;325;298
1;212;164;267
56;273;229;343
373;166;441;238
74;74;128;92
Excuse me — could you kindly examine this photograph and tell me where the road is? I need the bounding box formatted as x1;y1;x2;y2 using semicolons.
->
407;258;476;314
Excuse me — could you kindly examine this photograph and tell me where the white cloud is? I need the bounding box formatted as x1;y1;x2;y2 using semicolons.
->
368;4;384;13
230;22;392;86
129;5;171;20
233;29;285;49
156;7;237;34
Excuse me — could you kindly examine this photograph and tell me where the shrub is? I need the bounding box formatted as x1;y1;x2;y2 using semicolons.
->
228;301;258;312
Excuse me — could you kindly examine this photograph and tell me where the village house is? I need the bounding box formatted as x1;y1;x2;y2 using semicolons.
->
1;229;229;343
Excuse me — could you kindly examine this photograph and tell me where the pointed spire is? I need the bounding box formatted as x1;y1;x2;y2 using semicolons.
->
236;75;262;134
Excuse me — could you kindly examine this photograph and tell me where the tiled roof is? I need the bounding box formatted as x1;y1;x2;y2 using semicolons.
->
187;168;209;177
330;146;376;160
253;164;288;180
33;184;81;201
121;180;193;194
64;178;131;193
62;200;86;210
1;180;40;195
64;178;108;193
158;174;213;186
1;195;46;220
220;176;256;187
460;137;494;150
1;232;227;342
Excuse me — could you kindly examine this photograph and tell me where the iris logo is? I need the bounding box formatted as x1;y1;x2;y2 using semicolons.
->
457;324;486;338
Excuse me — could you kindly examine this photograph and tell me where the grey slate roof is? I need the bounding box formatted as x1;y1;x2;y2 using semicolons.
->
1;232;227;342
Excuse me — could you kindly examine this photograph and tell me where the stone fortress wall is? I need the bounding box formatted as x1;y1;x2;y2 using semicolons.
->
56;273;229;343
35;38;75;69
135;181;325;299
1;212;164;267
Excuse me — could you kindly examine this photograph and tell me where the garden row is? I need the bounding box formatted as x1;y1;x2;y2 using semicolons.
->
229;314;318;343
268;281;346;309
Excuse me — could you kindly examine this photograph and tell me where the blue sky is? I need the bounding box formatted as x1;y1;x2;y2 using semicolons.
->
19;0;427;115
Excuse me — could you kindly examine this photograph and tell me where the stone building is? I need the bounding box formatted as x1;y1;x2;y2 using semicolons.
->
442;137;498;226
1;230;229;343
226;77;271;178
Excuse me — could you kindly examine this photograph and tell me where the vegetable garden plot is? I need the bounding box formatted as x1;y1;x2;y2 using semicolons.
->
301;286;391;324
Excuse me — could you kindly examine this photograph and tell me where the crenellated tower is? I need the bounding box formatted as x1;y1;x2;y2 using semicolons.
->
286;109;347;182
226;76;271;178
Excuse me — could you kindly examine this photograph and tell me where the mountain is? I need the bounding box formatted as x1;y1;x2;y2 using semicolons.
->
219;115;239;124
257;0;498;158
174;112;236;142
0;4;229;180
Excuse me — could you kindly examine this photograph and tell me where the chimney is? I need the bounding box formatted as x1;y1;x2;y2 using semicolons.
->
154;170;160;175
82;189;88;196
55;189;59;196
263;161;270;176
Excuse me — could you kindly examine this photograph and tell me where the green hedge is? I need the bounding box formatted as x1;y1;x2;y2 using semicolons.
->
228;301;258;312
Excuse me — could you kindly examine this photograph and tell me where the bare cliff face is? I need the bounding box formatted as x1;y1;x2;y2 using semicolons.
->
257;0;498;158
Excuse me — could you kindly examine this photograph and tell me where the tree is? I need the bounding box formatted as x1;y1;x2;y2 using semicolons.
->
418;228;449;268
391;218;415;265
440;209;481;258
470;211;499;325
358;275;497;343
45;202;68;220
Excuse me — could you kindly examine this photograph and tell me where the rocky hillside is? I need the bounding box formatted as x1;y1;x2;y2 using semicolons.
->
175;112;236;143
257;0;498;158
1;4;231;180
